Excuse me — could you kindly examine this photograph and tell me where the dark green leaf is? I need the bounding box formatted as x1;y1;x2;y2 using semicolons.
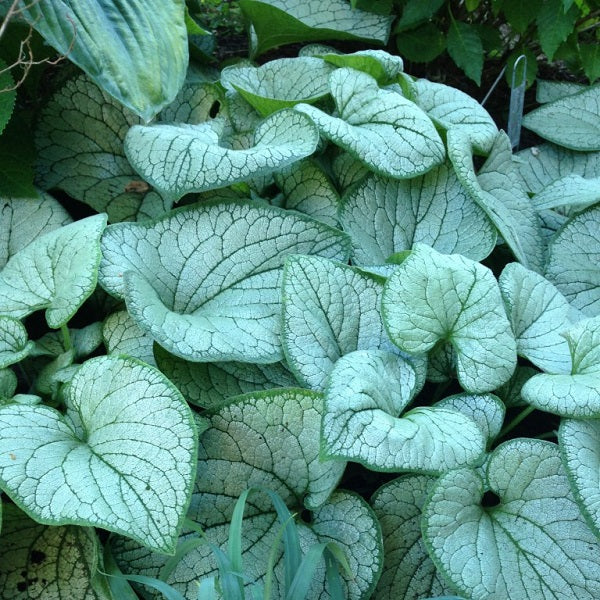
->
395;23;446;63
447;20;483;85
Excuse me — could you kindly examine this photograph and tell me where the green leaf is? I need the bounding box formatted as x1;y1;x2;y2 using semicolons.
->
500;0;542;33
0;114;38;198
531;174;600;212
521;316;600;417
580;43;600;84
0;504;111;599
446;20;483;85
382;244;517;393
522;85;600;150
545;204;600;317
221;58;335;116
0;355;198;554
319;49;404;84
0;316;34;369
0;191;72;269
239;0;392;57
0;214;107;328
125;109;319;201
395;23;446;63
394;0;445;32
499;262;573;373
0;58;16;136
296;69;445;179
371;475;454;600
99;201;349;363
0;368;17;399
339;166;496;265
322;349;486;472
536;0;579;60
32;322;103;361
282;255;400;391
19;0;189;120
103;311;157;366
422;439;600;599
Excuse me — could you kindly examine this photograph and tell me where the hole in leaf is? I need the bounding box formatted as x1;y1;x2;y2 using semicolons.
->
17;581;28;592
30;550;46;565
481;490;501;508
209;100;221;118
299;509;313;524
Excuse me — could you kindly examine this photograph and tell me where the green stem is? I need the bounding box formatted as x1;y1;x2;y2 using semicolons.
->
61;324;72;352
497;405;535;440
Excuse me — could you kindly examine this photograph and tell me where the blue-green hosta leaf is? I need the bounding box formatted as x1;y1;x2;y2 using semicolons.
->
296;69;445;180
322;349;485;472
154;345;296;409
339;166;496;265
19;0;188;121
0;317;34;369
240;0;392;57
274;159;340;226
422;439;600;600
35;75;169;223
412;79;497;152
0;214;107;328
499;262;572;373
102;311;157;366
0;191;71;269
382;244;517;393
371;475;454;600
221;58;335;116
282;255;399;391
521;316;600;417
545;205;600;317
99;201;349;363
449;130;545;273
522;85;600;151
0;504;111;599
0;355;198;554
319;50;404;84
531;175;600;212
559;419;600;538
125;109;318;201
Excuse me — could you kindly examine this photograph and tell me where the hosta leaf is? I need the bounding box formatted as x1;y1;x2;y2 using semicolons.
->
0;355;198;554
0;503;111;599
371;475;454;600
274;158;340;227
0;317;34;369
296;69;445;180
530;174;600;212
382;244;517;393
339;167;496;265
545;205;600;316
282;255;397;390
0;214;107;328
449;131;544;272
322;349;485;472
99;201;349;363
412;79;497;152
35;75;168;223
103;311;157;366
521;316;600;417
559;419;600;538
240;0;392;57
0;191;71;269
125;110;318;201
154;345;296;409
319;49;404;84
221;58;335;116
522;85;600;151
20;0;188;121
499;262;572;373
422;439;600;600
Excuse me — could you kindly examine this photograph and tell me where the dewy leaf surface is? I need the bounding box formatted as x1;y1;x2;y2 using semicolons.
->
19;0;188;120
340;166;496;265
0;316;34;369
296;69;445;180
322;349;485;472
382;244;517;393
124;109;319;201
0;214;107;328
0;503;111;599
99;201;349;363
422;439;600;600
0;355;198;554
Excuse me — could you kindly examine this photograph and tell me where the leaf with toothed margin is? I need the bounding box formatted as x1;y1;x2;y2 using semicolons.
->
0;503;111;599
0;317;34;369
124;109;319;201
382;244;517;393
296;69;445;180
0;355;198;554
0;215;107;329
99;201;349;363
371;475;454;600
521;316;600;417
422;439;600;600
321;349;486;473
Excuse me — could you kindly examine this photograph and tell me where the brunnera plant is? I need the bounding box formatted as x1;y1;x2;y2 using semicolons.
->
2;2;600;600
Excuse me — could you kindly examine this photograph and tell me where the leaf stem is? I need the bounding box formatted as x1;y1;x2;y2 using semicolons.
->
61;324;72;352
497;405;535;440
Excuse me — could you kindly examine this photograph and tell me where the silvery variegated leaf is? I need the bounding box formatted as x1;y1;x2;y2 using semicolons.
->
319;49;404;84
0;316;34;369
